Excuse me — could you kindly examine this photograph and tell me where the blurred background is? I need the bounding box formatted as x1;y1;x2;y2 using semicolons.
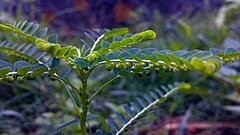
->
0;0;240;135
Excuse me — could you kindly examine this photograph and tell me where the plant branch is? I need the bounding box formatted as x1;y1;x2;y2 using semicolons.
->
90;34;104;53
88;75;121;103
52;74;80;94
62;82;81;117
80;78;88;135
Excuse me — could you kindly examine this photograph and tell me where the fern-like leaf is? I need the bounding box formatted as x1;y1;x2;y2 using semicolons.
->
0;60;72;84
0;21;80;61
97;48;224;75
97;30;156;55
0;20;48;42
107;82;191;135
0;41;39;64
210;47;240;63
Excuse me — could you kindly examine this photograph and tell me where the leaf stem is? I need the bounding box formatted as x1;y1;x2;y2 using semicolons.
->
90;34;104;53
62;82;81;118
52;74;80;94
88;75;121;103
80;78;88;135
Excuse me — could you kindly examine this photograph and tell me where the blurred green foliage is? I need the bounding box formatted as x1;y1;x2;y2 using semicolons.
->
0;1;240;135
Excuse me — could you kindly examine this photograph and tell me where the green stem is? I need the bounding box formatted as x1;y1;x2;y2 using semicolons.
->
194;74;207;85
88;75;121;103
52;75;80;94
62;82;81;117
80;78;89;135
51;75;81;117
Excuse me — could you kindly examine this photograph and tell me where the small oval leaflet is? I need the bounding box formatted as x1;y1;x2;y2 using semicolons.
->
14;61;32;75
33;64;48;75
0;60;15;77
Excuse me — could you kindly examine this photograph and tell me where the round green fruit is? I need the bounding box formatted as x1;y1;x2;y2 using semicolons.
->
17;76;24;83
116;63;126;68
153;62;161;68
125;62;131;68
105;64;112;71
140;62;146;67
110;62;116;68
6;76;14;83
149;63;154;68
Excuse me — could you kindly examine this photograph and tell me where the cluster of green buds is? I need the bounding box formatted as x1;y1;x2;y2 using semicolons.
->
222;57;239;63
105;61;132;71
85;51;100;63
0;73;34;84
98;30;157;55
35;38;80;58
104;60;181;77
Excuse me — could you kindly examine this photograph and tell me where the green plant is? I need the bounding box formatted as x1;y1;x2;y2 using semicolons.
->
0;20;239;135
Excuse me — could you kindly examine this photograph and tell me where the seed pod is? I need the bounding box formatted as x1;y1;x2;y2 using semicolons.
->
17;76;24;83
6;76;14;83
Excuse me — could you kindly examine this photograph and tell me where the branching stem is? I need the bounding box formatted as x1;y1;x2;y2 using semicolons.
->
88;75;121;103
62;82;81;117
52;74;80;94
80;78;88;135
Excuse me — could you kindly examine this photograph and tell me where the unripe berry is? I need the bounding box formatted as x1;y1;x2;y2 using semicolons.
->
149;63;154;68
116;63;126;68
153;62;161;68
6;76;14;83
105;64;112;71
140;62;146;67
17;76;24;83
125;62;131;68
110;62;116;68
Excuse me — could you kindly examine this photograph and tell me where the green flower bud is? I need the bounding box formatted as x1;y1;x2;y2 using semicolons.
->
140;62;146;67
6;76;14;83
17;76;24;83
105;64;112;71
116;63;126;68
125;62;131;68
